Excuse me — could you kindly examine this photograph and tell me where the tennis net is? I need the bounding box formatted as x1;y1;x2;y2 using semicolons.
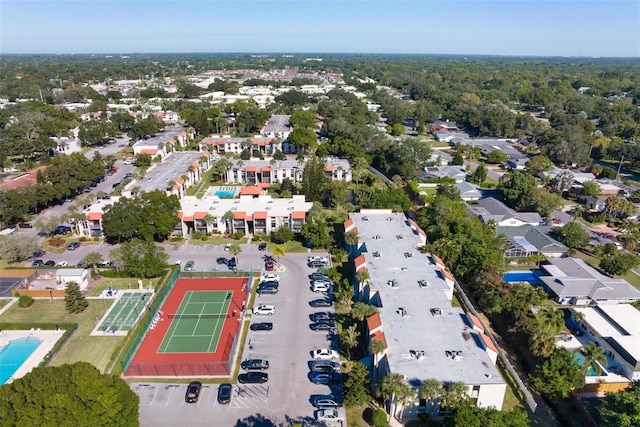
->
167;313;230;319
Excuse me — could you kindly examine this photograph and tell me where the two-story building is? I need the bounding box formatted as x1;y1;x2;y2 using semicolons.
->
225;157;352;185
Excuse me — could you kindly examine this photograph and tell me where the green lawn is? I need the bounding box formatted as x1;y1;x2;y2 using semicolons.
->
573;250;640;291
0;299;123;372
0;299;12;310
86;277;162;297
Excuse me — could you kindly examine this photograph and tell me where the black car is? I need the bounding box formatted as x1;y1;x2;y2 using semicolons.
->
228;257;237;270
216;257;227;265
250;322;273;331
259;280;279;288
54;225;71;235
240;359;269;370
258;243;267;251
310;322;336;332
217;383;232;404
238;372;268;384
185;381;202;403
67;241;81;251
310;312;336;322
310;299;333;308
32;259;44;267
44;260;56;266
256;286;278;295
309;272;329;280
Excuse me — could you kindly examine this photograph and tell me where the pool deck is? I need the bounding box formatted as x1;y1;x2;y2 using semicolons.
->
0;329;65;384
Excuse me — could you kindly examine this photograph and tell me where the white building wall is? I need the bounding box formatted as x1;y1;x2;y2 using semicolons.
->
475;383;506;409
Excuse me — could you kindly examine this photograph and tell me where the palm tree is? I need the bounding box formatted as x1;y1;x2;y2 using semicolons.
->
271;245;285;262
339;325;360;359
568;204;586;222
203;214;216;234
344;230;359;255
369;339;386;379
376;373;408;421
355;269;370;285
535;305;566;336
222;210;234;234
395;384;417;421
580;343;607;376
440;382;468;410
84;251;104;275
228;243;242;266
529;328;557;358
420;379;443;416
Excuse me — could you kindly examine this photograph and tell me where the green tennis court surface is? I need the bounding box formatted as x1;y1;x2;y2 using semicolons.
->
158;291;232;353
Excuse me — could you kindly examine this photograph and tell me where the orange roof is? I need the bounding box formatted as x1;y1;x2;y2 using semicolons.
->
261;166;271;171
140;148;158;155
370;331;388;349
246;215;253;221
344;218;353;229
480;333;498;353
0;165;48;191
432;254;445;267
176;178;185;184
240;186;262;196
182;216;194;222
194;211;208;220
245;166;257;172
354;254;366;270
442;269;455;282
366;313;382;332
466;312;484;331
291;211;306;219
324;165;334;172
258;182;271;189
253;211;268;220
87;212;102;221
233;211;246;219
178;212;183;219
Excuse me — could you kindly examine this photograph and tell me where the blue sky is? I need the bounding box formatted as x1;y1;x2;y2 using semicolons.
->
1;1;639;56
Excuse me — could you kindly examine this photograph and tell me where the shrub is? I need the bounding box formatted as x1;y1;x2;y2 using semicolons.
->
191;231;208;241
270;226;294;244
79;236;88;242
48;238;65;248
16;293;35;308
372;409;388;427
230;231;244;240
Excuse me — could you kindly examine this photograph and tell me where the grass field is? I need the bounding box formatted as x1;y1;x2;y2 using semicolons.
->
86;277;162;297
0;299;123;372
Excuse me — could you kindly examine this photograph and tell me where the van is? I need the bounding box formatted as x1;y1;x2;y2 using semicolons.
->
312;283;332;293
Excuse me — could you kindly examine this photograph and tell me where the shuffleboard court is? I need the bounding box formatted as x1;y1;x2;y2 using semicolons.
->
157;290;231;353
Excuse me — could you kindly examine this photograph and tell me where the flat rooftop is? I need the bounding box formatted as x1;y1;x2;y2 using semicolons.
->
350;211;504;385
180;194;312;218
135;152;203;193
262;115;291;134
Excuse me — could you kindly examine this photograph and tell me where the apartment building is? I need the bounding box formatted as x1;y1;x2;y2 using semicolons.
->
226;157;352;185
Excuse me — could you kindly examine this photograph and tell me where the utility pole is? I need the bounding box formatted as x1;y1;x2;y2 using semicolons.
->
616;155;625;181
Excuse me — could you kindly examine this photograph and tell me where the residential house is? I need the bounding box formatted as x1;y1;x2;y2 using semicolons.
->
467;197;542;227
347;210;506;419
455;182;483;201
416;166;467;183
538;257;640;305
572;304;640;381
496;225;568;258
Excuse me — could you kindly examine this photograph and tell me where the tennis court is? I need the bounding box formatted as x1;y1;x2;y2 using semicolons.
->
157;290;231;353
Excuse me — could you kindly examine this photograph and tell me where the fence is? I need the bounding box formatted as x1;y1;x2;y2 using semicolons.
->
119;268;180;375
180;270;251;279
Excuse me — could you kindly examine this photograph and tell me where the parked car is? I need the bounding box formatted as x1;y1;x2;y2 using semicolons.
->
315;408;346;422
54;225;71;235
310;312;336;322
238;372;268;384
310;371;341;385
44;260;56;266
112;181;122;188
312;349;339;360
312;283;332;293
258;242;267;251
241;359;269;370
184;260;195;271
308;256;329;264
259;273;280;282
308;260;327;268
56;261;68;267
310;322;336;332
76;260;85;267
309;272;329;280
256;286;278;295
185;381;202;403
265;260;275;271
32;259;44;267
249;322;273;331
312;277;332;286
312;397;341;409
227;257;237;270
259;280;279;288
224;243;232;251
253;305;275;315
310;360;341;372
217;383;232;404
309;299;333;308
67;241;81;251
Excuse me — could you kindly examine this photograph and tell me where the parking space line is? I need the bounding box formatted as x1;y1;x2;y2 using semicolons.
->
166;385;176;407
149;386;159;406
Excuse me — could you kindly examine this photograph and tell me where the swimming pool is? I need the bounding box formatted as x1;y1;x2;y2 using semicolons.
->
502;270;543;285
0;337;43;384
215;190;236;198
573;350;607;377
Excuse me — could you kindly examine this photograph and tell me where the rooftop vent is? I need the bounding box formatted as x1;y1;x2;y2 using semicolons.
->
418;280;429;288
430;307;442;316
404;252;413;258
372;251;380;258
396;234;405;240
388;279;399;288
397;307;407;317
410;350;426;360
362;216;369;222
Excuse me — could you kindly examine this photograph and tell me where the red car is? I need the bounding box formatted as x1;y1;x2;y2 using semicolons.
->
265;260;275;271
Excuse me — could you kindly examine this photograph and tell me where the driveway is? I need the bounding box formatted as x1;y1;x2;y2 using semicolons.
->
135;252;341;426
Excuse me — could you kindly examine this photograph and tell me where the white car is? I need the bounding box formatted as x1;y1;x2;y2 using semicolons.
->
174;260;182;266
224;243;232;251
312;349;339;360
308;256;328;263
56;261;68;267
315;408;346;422
259;273;280;283
253;304;276;316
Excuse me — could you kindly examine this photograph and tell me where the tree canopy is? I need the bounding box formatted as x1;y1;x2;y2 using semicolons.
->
0;362;139;427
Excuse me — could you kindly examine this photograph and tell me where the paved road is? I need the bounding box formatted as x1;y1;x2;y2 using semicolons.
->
135;252;341;426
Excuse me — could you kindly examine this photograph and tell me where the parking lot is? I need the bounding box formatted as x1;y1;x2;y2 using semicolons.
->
135;252;342;426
